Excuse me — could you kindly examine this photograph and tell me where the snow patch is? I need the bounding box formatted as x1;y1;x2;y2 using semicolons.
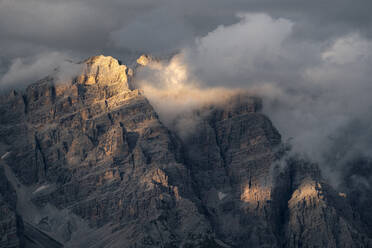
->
33;185;51;194
1;151;11;160
218;191;227;200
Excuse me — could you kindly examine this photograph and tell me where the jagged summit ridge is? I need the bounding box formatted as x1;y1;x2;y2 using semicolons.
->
77;55;131;87
136;54;154;66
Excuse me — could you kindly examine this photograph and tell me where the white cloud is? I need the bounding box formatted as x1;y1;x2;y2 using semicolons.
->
134;55;241;138
184;13;297;87
136;13;372;186
322;33;372;65
0;52;82;90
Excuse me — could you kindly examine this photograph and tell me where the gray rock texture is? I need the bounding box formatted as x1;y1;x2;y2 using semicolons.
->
0;55;371;248
0;160;24;248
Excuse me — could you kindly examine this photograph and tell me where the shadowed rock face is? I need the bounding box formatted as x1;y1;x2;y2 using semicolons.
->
182;95;281;247
0;55;371;248
0;162;24;248
283;159;372;248
339;158;372;239
182;94;372;248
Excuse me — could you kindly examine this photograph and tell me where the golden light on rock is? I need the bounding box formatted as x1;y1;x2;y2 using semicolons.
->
289;180;324;208
241;183;271;209
78;55;129;87
136;54;152;66
339;192;347;198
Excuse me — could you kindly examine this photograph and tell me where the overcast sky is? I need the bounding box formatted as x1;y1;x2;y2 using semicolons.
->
1;0;372;186
1;0;371;65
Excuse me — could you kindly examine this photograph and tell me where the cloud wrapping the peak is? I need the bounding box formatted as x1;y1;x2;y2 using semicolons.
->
134;55;242;138
0;52;82;90
134;13;372;186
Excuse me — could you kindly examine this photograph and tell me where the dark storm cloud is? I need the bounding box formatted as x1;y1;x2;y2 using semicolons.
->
1;0;372;66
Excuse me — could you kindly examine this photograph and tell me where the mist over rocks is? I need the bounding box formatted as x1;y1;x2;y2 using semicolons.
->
129;14;372;192
0;52;83;92
1;11;372;179
1;0;372;245
0;54;371;247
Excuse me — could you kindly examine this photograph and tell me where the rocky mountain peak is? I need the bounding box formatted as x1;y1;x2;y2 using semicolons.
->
76;55;130;87
136;54;153;66
0;54;371;248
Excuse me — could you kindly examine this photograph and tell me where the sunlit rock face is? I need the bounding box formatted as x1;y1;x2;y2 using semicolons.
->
136;54;153;66
0;55;213;247
77;55;130;87
0;54;371;248
284;159;371;248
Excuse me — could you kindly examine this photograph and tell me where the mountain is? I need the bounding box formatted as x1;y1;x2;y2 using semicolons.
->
0;55;371;248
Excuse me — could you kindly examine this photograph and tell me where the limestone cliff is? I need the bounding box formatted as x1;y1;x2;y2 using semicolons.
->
0;55;371;248
0;55;213;248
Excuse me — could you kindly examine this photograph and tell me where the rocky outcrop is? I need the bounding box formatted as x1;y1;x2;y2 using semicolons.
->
283;159;371;248
0;55;371;247
0;55;214;247
182;94;282;247
0;160;24;248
